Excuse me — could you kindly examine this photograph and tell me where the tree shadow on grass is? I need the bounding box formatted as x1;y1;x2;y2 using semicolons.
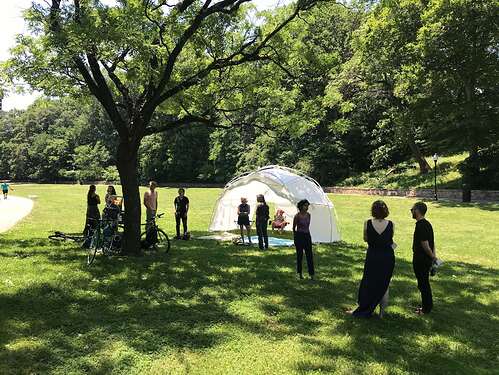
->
0;238;497;374
0;236;87;263
291;255;499;374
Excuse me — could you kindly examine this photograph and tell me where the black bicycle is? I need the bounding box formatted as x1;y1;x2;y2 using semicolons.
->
48;231;86;244
141;213;170;253
86;218;122;265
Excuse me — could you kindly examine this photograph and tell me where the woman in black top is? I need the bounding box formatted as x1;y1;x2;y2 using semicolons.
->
237;197;252;244
255;194;269;250
84;184;101;236
350;200;395;318
293;199;314;280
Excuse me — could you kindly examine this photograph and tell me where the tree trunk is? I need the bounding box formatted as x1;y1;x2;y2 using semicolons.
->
116;138;142;255
408;138;431;174
465;147;480;189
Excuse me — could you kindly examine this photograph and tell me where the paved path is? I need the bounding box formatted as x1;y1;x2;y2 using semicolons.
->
0;196;34;233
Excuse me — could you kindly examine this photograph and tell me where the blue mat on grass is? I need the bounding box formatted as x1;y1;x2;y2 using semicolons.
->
249;236;294;247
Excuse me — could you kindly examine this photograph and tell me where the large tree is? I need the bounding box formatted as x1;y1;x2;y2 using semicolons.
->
412;0;499;186
335;0;433;174
5;0;320;254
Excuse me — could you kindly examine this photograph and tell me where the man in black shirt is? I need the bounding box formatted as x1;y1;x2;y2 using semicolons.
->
411;201;437;314
174;188;189;240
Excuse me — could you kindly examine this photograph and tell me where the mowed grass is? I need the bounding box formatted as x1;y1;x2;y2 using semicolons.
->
1;184;498;375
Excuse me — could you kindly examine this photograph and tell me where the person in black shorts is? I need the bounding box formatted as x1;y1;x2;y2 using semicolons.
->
237;197;252;244
174;188;189;239
411;201;437;315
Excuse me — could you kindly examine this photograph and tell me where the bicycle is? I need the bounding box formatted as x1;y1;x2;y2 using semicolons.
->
141;213;170;253
87;218;122;265
48;231;86;245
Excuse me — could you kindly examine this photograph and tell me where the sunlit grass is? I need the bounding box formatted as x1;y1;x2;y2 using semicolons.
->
0;184;497;374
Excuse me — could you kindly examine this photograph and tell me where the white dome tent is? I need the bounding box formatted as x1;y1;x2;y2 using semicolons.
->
209;165;341;243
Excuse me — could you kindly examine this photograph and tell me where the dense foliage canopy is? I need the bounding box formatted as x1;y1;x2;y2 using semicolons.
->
2;0;498;189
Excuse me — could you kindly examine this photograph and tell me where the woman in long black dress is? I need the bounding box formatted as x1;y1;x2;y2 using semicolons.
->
83;185;101;236
351;200;395;318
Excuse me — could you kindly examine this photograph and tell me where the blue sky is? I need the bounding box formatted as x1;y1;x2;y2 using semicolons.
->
1;0;289;111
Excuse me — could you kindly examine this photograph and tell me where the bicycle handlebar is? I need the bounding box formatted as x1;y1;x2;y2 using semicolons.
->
142;213;164;225
87;218;118;223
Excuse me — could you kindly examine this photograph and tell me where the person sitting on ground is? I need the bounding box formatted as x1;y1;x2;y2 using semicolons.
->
272;209;289;233
1;181;12;200
174;188;190;240
237;197;252;244
255;194;269;250
83;184;100;236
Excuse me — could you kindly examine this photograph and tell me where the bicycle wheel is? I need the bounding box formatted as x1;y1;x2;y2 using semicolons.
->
48;233;66;242
157;229;170;253
87;244;98;265
102;234;120;256
67;234;85;242
140;230;148;248
87;231;99;266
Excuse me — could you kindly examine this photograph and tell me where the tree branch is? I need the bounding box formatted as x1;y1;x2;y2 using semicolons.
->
148;1;317;111
143;114;220;135
148;0;252;112
85;53;128;135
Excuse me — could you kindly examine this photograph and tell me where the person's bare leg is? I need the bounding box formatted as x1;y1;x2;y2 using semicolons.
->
240;226;245;243
246;226;252;244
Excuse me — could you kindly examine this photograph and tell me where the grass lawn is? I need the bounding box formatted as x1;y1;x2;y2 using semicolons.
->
1;184;498;374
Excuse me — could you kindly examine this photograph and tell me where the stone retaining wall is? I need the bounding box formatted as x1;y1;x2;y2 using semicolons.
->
324;187;499;203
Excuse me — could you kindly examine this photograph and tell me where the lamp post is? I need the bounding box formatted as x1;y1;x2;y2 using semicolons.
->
433;153;438;201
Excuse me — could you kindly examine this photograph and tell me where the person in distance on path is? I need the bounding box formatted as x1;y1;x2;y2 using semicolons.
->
1;181;12;200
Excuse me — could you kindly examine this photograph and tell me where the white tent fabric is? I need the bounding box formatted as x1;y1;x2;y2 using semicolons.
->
209;166;341;243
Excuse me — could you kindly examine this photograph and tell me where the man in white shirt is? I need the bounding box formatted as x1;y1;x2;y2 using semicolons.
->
143;181;158;229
